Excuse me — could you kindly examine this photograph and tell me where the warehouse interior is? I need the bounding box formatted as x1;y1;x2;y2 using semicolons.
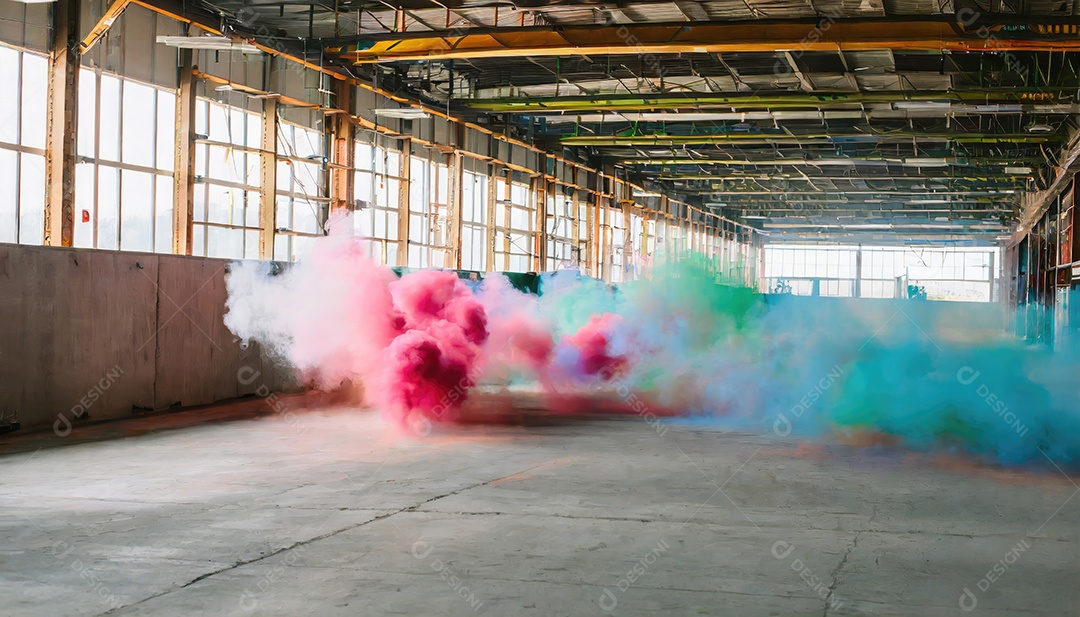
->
2;1;1080;615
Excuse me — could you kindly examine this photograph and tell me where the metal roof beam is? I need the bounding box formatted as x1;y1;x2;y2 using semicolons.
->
331;18;1080;63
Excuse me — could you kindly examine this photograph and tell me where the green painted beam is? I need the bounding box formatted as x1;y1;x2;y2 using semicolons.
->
561;133;1063;146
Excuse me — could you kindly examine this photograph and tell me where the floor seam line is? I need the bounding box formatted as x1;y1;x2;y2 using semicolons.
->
95;462;549;616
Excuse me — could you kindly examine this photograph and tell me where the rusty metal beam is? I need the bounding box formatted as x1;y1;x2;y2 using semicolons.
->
398;140;411;267
259;96;278;260
337;19;1080;64
80;0;134;53
172;45;196;255
1019;129;1080;231
194;70;320;109
131;0;342;80
450;150;464;269
328;80;354;214
44;0;79;248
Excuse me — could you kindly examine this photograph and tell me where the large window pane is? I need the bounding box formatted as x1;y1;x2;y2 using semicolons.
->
0;46;20;144
155;175;173;253
18;154;44;245
77;69;97;158
0;149;17;243
98;75;121;163
97;167;119;249
20;53;47;151
74;163;95;248
120;170;154;252
156;91;176;172
121;82;155;166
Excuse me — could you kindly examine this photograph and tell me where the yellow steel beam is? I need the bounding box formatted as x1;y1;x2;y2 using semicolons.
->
80;0;134;53
342;20;1080;63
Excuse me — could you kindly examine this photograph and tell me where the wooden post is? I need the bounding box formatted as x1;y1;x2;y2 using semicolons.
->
449;151;463;269
259;97;278;259
398;139;411;267
44;0;79;247
172;44;196;255
485;162;497;271
329;80;354;214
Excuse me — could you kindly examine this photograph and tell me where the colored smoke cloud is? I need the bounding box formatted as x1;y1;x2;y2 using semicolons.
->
225;220;1080;468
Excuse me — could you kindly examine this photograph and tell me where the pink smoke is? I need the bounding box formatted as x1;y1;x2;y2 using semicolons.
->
566;314;627;381
226;216;490;433
378;271;489;428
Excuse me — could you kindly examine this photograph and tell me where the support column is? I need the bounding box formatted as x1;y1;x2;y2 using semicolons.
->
172;45;196;255
398;140;411;267
44;0;79;247
534;173;548;272
329;80;354;214
449;151;464;269
485;162;497;272
259;98;278;260
500;169;512;272
855;244;863;298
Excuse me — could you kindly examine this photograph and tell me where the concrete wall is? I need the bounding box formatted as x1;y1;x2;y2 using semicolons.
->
0;243;295;432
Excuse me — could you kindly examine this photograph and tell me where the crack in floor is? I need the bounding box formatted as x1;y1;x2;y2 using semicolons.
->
95;461;555;616
822;533;857;617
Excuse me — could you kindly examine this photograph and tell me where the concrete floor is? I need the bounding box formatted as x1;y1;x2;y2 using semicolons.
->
2;400;1079;617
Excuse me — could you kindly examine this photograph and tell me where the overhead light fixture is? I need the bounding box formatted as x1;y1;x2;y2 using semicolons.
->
771;111;823;121
975;104;1022;113
892;102;951;111
1026;123;1054;133
903;158;949;167
11;0;56;3
157;36;262;54
1004;166;1033;174
374;108;430;120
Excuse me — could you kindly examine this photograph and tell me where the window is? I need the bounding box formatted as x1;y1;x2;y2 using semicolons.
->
546;189;577;271
763;245;998;301
493;174;534;272
72;69;175;253
609;208;625;283
189;96;263;259
274;118;325;262
0;45;48;245
460;167;488;271
354;140;401;266
406;154;451;269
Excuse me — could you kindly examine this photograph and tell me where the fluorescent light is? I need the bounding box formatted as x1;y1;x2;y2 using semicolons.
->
157;36;261;54
1026;123;1054;133
975;105;1022;113
374;108;430;120
903;158;949;167
1004;166;1033;174
771;111;823;121
892;102;951;111
214;84;234;92
823;111;865;120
